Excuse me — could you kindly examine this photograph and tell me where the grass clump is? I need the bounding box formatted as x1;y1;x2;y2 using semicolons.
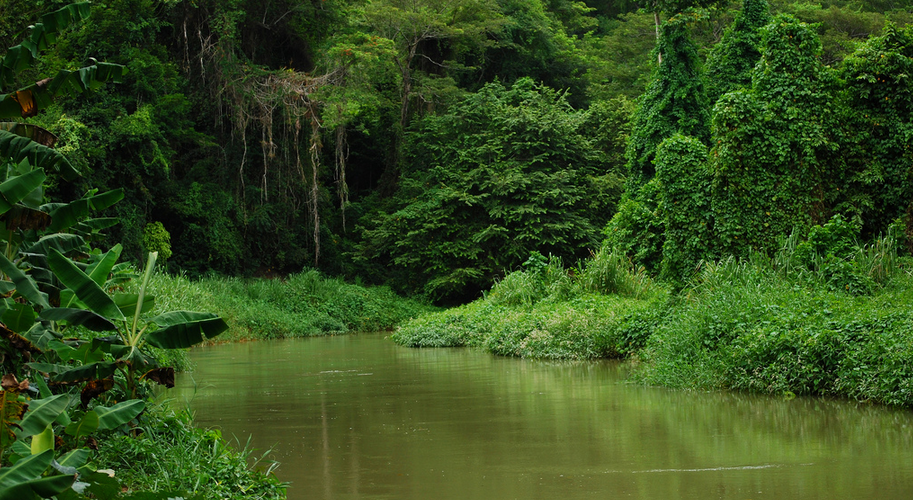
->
397;227;913;407
636;229;913;407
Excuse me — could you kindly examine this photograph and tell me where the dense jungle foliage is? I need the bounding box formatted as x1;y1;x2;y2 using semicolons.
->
2;0;913;496
1;0;910;303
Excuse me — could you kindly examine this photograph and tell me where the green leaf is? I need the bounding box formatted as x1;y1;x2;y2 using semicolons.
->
1;301;36;333
64;412;98;439
88;189;124;211
145;311;228;349
95;399;144;430
0;449;53;493
48;248;124;321
40;308;117;332
0;130;79;179
54;362;117;384
0;471;75;500
58;448;90;468
23;233;88;260
86;244;122;286
0;168;45;216
15;395;67;437
113;293;155;317
0;252;49;308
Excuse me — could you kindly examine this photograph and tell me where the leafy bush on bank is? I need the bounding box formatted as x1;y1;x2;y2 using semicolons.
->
96;404;286;499
392;249;671;359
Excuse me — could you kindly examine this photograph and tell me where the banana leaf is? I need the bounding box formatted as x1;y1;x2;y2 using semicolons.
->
40;307;117;331
0;130;76;179
47;248;124;321
15;394;67;437
95;399;144;430
0;168;46;216
0;252;49;308
145;311;228;349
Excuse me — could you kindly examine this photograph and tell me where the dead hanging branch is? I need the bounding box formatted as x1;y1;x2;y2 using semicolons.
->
191;19;355;267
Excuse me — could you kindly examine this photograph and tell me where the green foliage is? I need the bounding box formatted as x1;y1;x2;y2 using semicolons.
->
96;404;286;499
138;269;436;342
359;78;615;301
625;12;710;191
637;254;913;406
577;245;654;297
655;134;714;283
705;0;771;103
393;253;667;358
710;15;839;256
142;222;171;263
602;179;665;272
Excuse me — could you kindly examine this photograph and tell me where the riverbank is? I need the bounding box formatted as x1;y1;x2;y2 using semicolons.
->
393;242;913;408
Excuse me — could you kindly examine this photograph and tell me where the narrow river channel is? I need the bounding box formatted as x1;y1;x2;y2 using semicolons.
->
173;333;913;500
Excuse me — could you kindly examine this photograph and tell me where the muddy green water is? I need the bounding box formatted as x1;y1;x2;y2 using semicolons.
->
174;333;913;500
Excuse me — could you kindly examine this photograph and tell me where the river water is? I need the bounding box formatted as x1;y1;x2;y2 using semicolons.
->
173;333;913;500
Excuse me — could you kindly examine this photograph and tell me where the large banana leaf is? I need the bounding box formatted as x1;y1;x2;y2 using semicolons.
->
15;394;68;437
0;252;49;308
0;167;45;216
0;449;75;500
0;61;126;120
0;130;77;179
0;122;57;147
2;301;36;332
145;311;228;349
40;307;117;331
47;248;124;321
46;189;124;232
86;244;122;286
95;399;145;430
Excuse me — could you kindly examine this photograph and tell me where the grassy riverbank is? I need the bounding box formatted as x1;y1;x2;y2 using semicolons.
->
140;269;437;343
394;239;913;407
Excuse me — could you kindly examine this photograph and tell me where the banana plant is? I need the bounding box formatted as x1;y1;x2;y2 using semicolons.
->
35;249;227;398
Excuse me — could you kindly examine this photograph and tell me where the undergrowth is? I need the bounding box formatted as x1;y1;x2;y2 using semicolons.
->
95;403;287;499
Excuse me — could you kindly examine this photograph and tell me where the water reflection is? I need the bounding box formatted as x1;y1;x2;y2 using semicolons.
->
174;333;913;500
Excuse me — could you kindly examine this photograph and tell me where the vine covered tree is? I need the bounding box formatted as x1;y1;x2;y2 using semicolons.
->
711;15;839;256
705;0;771;104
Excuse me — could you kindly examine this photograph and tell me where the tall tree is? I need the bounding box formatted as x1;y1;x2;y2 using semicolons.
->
625;12;710;191
838;23;913;237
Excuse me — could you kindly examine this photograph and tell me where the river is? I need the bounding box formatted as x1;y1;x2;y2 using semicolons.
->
174;333;913;500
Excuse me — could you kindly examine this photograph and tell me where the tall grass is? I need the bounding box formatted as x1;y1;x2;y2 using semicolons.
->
134;269;436;343
96;402;286;498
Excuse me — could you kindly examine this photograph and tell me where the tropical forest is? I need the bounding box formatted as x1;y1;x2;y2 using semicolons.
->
1;0;913;498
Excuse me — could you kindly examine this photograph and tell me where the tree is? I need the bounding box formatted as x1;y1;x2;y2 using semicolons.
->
837;23;913;238
358;78;614;301
625;12;710;192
